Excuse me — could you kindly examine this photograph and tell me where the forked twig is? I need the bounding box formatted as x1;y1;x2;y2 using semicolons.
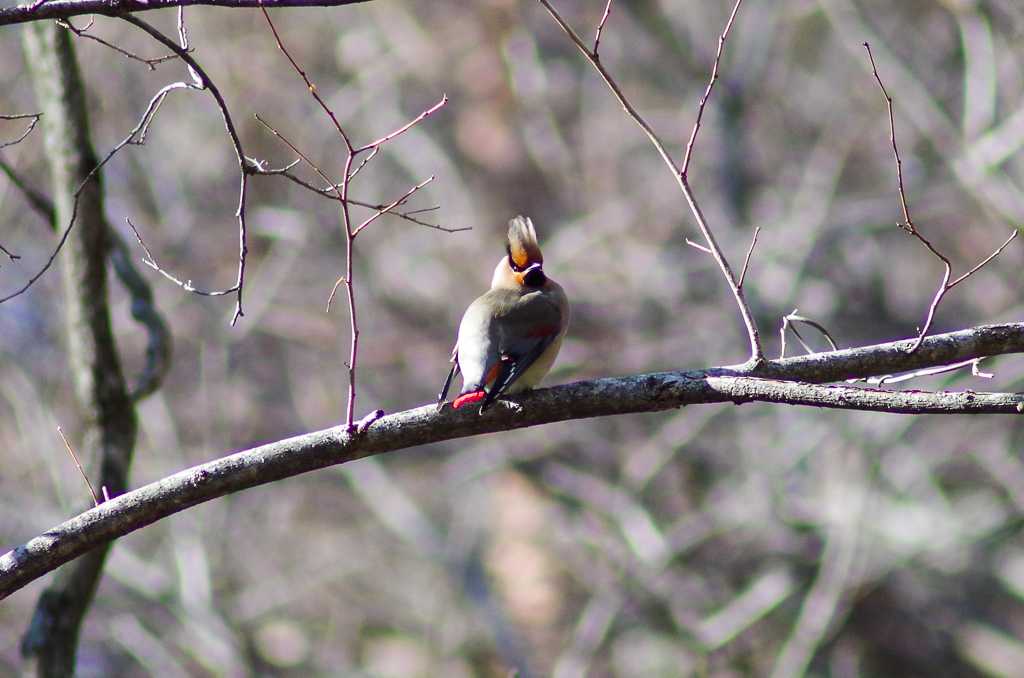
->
58;17;179;69
864;42;1019;352
779;309;839;359
538;0;762;363
0;112;42;150
680;0;745;177
126;218;234;296
351;176;435;237
122;13;251;325
251;157;466;232
260;3;447;430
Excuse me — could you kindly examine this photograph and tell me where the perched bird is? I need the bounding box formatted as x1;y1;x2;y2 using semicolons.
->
438;216;569;414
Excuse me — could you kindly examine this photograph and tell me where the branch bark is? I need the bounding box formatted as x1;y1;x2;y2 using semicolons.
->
2;323;1023;601
21;23;138;677
0;0;372;27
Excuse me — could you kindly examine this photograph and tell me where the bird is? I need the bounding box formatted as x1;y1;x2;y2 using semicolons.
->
437;216;569;414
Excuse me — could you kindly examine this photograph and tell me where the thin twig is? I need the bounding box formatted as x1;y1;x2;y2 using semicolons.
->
58;17;179;69
685;238;713;254
254;113;340;197
864;357;991;385
57;426;99;507
353;95;448;154
125;217;232;295
864;42;1019;352
260;3;353;150
260;3;353;430
0;242;19;262
347;145;379;182
538;0;762;363
0;0;375;28
325;275;346;313
260;3;447;430
0;112;42;150
593;0;613;56
122;13;250;325
351;176;435;237
0;83;173;303
948;230;1019;287
0;186;82;304
736;225;760;289
680;0;744;177
780;309;839;359
252;159;467;232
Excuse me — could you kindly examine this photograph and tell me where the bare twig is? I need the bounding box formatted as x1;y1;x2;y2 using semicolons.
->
125;217;232;296
353;95;447;154
864;42;1019;352
680;0;744;177
0;191;82;304
58;17;179;69
256;2;359;427
122;13;251;325
685;238;713;254
260;3;446;430
2;76;210;308
249;156;467;233
780;309;839;360
538;0;762;363
592;0;613;56
259;4;353;150
57;426;100;507
254;113;339;197
863;357;991;385
351;175;435;237
0;111;42;150
948;230;1019;287
736;225;760;289
325;275;346;313
972;359;994;379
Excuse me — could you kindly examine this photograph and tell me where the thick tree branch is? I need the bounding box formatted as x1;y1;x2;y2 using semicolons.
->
2;323;1023;600
0;0;372;28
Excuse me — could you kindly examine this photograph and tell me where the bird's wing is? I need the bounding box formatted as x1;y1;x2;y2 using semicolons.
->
478;291;565;411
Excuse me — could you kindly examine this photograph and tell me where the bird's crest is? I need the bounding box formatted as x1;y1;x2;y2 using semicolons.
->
506;216;543;271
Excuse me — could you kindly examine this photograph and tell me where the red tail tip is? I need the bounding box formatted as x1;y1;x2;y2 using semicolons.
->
452;391;486;409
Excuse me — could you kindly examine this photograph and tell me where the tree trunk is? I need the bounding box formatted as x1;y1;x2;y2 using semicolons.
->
21;22;138;678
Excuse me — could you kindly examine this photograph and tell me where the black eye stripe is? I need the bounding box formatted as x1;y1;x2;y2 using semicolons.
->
523;268;546;287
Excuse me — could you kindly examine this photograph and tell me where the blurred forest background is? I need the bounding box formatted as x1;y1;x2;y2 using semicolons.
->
3;0;1024;675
